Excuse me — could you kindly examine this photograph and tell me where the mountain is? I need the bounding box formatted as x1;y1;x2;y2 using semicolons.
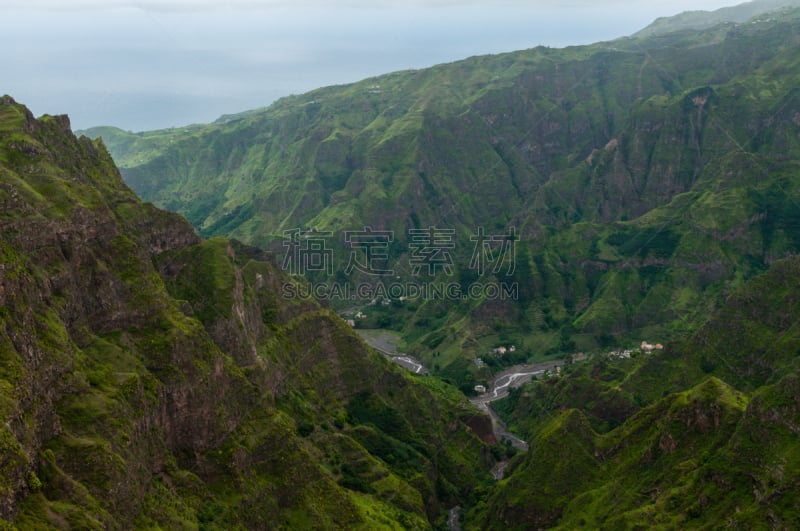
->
470;254;800;529
0;96;495;529
7;3;800;529
5;92;799;528
82;5;800;392
634;0;800;38
6;90;799;529
83;4;800;245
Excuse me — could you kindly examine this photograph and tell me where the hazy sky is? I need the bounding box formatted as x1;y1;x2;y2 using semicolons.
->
3;0;744;131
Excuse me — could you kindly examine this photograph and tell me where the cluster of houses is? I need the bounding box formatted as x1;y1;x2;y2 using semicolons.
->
490;345;517;356
608;341;664;359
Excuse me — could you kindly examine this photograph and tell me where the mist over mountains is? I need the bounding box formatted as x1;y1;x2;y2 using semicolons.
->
2;0;800;528
5;0;772;131
85;2;800;380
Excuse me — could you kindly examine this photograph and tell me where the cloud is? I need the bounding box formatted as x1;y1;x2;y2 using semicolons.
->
5;0;749;130
7;0;439;11
5;0;738;12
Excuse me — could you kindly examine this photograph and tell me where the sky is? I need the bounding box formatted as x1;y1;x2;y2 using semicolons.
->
3;0;746;131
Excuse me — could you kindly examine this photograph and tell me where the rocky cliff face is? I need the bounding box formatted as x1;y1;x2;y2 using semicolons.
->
0;97;493;529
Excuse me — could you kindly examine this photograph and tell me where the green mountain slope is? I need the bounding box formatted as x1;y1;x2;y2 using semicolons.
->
0;96;495;529
633;0;800;38
84;6;800;241
471;254;800;528
83;7;800;386
84;22;779;240
494;253;800;441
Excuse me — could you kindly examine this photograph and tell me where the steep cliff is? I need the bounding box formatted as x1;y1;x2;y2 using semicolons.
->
0;96;493;529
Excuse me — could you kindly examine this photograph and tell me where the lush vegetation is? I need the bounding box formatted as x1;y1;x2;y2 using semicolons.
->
470;255;800;528
85;7;800;390
0;97;495;529
4;1;800;528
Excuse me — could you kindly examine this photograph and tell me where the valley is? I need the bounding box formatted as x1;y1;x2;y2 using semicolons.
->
358;324;558;453
3;0;800;528
85;3;800;397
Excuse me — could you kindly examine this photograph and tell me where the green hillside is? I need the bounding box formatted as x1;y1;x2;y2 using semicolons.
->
84;7;800;390
633;0;800;37
473;254;800;528
0;96;494;529
5;2;800;528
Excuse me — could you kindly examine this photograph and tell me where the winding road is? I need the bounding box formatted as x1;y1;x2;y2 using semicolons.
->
448;361;564;529
356;327;562;451
356;329;564;530
470;360;565;452
355;329;566;461
356;329;428;374
475;360;564;404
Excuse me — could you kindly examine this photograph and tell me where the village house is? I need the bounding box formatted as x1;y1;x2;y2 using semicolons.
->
640;341;664;353
474;385;487;394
